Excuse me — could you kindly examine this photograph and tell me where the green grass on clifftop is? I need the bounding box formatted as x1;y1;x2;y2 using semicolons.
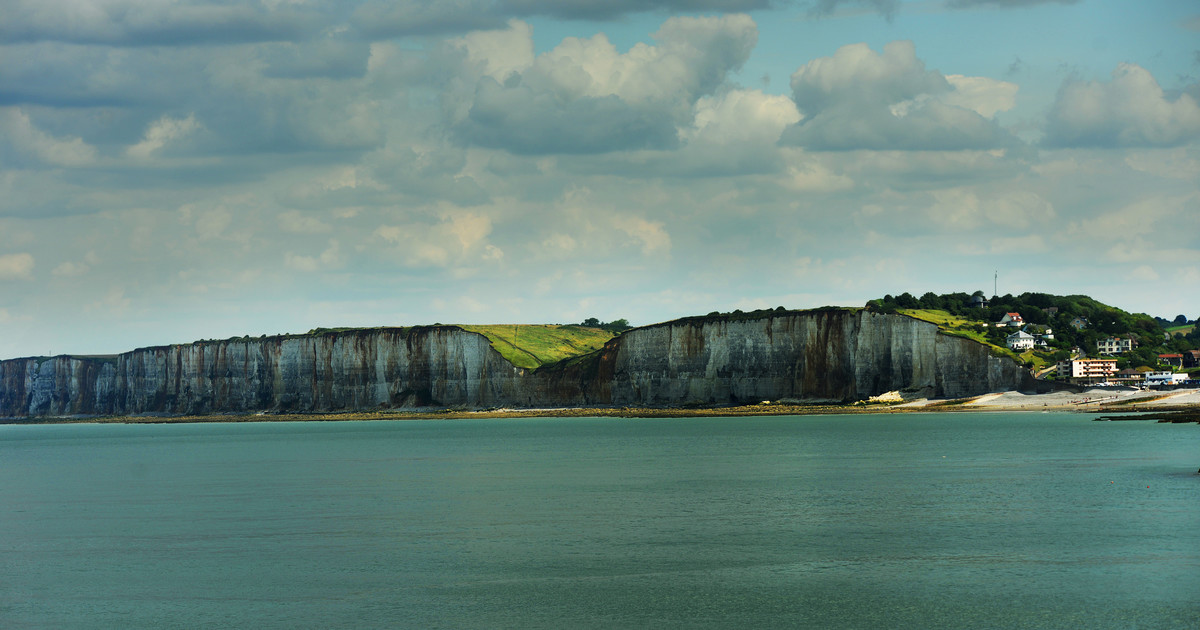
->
458;325;616;370
897;308;1019;360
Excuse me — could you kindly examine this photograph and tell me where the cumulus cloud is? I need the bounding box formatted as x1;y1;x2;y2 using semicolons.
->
2;107;97;167
0;252;34;280
451;15;758;154
780;41;1015;151
1043;63;1200;148
574;88;799;177
685;89;800;147
942;75;1018;118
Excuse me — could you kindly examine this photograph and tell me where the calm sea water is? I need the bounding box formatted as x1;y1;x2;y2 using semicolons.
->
1;413;1197;629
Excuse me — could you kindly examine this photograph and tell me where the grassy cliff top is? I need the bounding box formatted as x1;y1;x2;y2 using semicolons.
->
896;308;1020;360
458;324;616;370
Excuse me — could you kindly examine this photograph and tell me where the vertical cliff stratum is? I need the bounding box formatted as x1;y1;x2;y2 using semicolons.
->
0;310;1027;417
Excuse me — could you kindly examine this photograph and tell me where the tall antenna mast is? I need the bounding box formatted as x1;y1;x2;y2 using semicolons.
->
993;270;998;297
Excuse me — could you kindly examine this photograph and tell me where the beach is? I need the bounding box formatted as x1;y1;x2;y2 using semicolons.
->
7;387;1197;424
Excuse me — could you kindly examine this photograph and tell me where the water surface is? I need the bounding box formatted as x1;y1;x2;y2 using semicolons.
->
1;413;1197;628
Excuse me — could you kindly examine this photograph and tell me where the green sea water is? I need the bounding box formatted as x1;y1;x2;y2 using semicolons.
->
1;413;1197;628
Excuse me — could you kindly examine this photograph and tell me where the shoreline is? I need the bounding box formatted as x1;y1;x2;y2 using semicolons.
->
5;388;1198;425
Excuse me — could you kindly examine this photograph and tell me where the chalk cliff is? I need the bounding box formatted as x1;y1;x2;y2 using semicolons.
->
0;310;1028;418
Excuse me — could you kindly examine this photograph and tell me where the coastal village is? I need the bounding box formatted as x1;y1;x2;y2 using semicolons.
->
870;291;1200;391
985;301;1198;388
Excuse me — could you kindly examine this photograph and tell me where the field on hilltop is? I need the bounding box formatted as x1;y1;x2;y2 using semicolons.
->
458;324;616;370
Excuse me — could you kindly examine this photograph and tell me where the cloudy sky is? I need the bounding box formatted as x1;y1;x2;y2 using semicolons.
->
1;0;1198;358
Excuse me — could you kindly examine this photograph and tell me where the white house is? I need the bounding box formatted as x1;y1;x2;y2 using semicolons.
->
1097;337;1135;355
1006;330;1035;351
997;312;1024;327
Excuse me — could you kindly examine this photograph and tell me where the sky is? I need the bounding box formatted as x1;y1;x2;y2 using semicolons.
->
1;0;1198;359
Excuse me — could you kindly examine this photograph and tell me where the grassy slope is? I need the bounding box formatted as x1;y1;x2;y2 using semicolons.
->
1166;323;1195;337
458;324;616;370
897;308;1021;361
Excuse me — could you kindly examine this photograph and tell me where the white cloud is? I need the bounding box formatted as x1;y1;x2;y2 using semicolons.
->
2;107;97;167
685;89;800;146
452;15;757;154
781;41;1012;151
450;19;535;82
126;114;200;158
0;253;35;280
942;75;1018;119
1044;64;1200;148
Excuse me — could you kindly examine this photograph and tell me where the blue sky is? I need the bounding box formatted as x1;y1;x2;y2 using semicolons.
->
1;0;1198;358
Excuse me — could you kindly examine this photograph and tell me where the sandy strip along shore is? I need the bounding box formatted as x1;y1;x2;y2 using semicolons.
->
5;387;1195;424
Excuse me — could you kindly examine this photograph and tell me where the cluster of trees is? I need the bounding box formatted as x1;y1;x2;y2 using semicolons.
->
869;291;1199;370
579;317;633;333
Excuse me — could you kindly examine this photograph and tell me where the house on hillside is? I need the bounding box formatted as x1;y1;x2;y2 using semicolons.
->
1045;307;1059;317
1158;353;1184;368
997;312;1024;327
1184;350;1200;368
1069;316;1088;330
1097;337;1136;355
1006;330;1035;351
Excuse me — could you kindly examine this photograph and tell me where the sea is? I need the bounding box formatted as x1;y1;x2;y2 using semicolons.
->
1;412;1197;629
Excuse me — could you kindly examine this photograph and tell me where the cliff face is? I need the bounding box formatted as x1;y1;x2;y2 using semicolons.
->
0;311;1027;418
0;327;529;417
571;309;1024;405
